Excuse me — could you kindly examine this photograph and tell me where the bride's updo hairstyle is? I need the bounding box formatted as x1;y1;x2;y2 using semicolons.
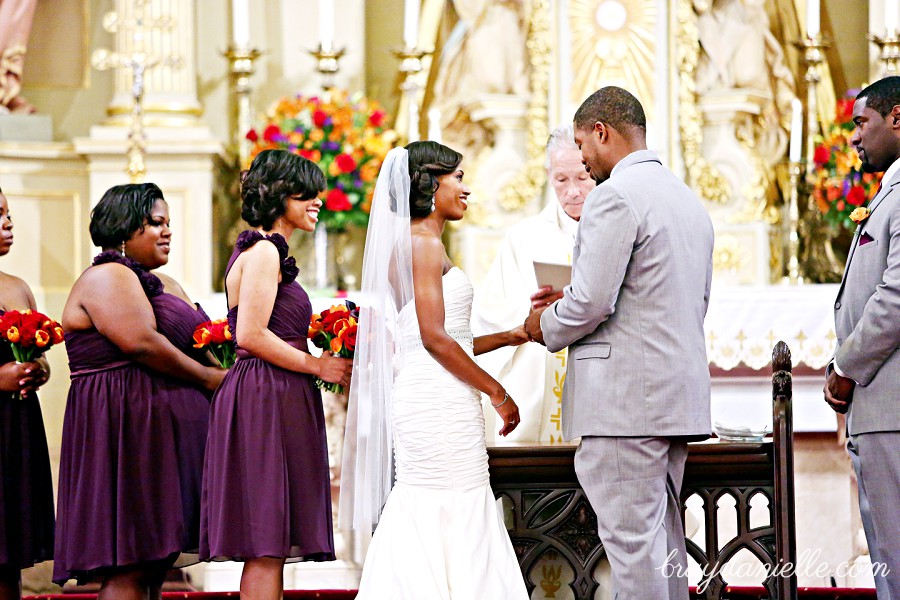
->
241;149;326;230
406;141;463;218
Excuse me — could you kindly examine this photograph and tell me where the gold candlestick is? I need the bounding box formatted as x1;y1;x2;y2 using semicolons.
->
92;0;181;183
309;44;346;90
392;46;431;143
869;32;900;74
224;45;263;167
783;161;805;285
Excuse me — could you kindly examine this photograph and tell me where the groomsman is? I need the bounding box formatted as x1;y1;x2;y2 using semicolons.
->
525;86;714;600
825;76;900;599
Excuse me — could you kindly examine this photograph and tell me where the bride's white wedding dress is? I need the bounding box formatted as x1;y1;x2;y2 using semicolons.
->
355;267;528;599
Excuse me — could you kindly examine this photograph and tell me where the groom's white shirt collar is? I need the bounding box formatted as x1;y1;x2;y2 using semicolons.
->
881;156;900;189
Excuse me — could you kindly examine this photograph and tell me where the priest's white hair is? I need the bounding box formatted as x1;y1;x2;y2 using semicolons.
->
545;124;579;169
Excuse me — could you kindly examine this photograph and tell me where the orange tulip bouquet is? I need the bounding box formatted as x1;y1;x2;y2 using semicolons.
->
0;309;65;399
308;300;359;394
192;318;236;369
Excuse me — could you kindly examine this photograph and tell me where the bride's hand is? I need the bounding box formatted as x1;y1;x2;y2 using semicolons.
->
506;325;531;347
491;391;521;437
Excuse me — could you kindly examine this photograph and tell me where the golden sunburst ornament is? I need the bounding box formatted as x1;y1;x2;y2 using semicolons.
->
568;0;657;115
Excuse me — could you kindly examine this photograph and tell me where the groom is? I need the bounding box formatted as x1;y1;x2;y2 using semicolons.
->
525;86;714;600
825;76;900;599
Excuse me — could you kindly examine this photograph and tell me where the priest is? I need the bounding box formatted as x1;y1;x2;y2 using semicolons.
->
472;125;595;442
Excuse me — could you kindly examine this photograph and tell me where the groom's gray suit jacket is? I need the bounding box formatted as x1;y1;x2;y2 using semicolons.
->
834;168;900;436
541;150;714;440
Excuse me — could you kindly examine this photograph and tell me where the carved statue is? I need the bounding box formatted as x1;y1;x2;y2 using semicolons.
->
432;0;531;162
0;0;37;113
693;0;795;165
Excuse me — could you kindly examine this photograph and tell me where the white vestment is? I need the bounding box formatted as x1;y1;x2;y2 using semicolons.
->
472;201;578;443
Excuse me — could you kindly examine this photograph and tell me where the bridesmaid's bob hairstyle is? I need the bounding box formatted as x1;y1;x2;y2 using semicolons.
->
241;149;326;231
89;183;165;249
406;141;463;219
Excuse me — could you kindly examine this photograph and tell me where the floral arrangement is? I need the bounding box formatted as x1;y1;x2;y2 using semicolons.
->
308;300;358;394
247;90;397;231
811;97;882;231
193;319;236;369
0;309;65;399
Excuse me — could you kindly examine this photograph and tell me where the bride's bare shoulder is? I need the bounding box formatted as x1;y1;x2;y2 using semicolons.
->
410;228;443;254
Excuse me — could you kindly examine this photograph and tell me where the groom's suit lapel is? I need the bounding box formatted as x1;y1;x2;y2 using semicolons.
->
837;172;900;301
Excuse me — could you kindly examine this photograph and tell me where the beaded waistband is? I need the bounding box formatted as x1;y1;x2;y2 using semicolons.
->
401;327;474;351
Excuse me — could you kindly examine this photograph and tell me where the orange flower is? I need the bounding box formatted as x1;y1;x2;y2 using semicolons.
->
330;336;344;353
193;327;212;348
5;326;19;344
35;329;50;348
850;207;870;224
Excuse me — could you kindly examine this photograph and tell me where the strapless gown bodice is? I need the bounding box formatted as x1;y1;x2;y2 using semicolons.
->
397;267;474;354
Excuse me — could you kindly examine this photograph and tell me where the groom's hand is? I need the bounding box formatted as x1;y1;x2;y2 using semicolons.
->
824;369;854;414
525;306;547;345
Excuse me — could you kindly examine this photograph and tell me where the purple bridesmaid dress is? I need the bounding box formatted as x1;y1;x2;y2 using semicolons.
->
0;311;55;571
200;231;334;562
53;252;212;584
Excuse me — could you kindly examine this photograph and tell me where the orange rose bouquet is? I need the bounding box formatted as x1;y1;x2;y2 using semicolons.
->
308;300;359;394
0;309;65;399
192;318;236;369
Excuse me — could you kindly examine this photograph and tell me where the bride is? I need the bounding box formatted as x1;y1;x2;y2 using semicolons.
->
341;142;530;598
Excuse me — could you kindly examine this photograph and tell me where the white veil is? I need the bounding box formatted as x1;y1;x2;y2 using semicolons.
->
339;147;413;532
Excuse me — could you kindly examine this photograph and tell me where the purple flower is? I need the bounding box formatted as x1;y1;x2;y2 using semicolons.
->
322;141;340;152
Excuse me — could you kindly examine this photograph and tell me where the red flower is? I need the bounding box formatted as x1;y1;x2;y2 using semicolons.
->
847;185;866;206
369;110;386;128
325;189;352;212
334;153;357;173
246;129;259;142
339;323;357;352
837;98;855;122
313;109;329;128
263;125;281;142
837;200;846;211
813;145;831;165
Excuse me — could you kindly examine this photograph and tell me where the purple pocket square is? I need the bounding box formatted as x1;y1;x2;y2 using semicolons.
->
859;232;875;246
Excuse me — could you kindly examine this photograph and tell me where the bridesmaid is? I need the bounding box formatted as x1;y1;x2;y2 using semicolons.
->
54;183;225;600
0;188;54;600
201;149;352;599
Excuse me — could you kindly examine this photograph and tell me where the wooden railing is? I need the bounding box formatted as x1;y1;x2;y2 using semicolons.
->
488;342;797;600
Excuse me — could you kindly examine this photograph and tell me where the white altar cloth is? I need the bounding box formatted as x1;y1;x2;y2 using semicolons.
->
705;283;839;371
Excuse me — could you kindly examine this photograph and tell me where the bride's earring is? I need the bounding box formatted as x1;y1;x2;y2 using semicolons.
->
430;196;436;213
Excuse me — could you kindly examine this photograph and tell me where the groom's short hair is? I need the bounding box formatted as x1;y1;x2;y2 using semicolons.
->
574;87;646;138
858;76;900;118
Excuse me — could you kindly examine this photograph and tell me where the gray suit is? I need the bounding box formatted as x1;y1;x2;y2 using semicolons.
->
834;169;900;599
541;150;714;600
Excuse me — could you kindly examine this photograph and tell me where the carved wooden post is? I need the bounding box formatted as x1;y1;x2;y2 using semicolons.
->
772;341;798;600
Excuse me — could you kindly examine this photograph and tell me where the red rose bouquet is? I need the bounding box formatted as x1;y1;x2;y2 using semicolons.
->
192;318;236;369
811;96;883;231
0;309;65;399
247;90;397;231
308;300;358;394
